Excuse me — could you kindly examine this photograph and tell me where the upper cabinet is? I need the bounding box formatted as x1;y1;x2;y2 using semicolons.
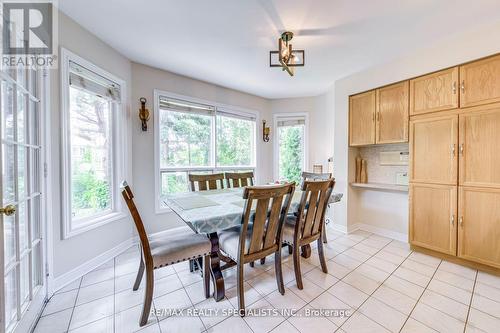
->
349;90;376;146
460;54;500;108
376;81;409;144
409;67;459;116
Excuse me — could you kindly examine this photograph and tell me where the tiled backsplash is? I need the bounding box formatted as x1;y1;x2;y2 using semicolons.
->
357;143;409;184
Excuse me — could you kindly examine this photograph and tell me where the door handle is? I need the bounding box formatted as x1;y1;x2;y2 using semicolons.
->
452;82;457;94
459;144;464;155
459;216;464;227
461;80;465;93
451;144;456;157
450;215;455;226
0;205;16;216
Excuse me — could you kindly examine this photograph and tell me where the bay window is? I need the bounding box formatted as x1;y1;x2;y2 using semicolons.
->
155;92;257;211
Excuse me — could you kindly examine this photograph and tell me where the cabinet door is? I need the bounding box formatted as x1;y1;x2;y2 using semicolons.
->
349;90;376;146
460;54;500;108
458;187;500;268
376;81;409;144
459;106;500;188
409;183;457;255
409;67;459;116
410;114;458;185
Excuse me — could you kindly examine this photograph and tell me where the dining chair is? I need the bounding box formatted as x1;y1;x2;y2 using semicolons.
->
218;183;295;316
121;181;212;326
301;171;333;243
282;179;335;290
225;171;254;188
189;173;225;191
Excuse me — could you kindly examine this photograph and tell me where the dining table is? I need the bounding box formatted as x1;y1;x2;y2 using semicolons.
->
164;187;343;301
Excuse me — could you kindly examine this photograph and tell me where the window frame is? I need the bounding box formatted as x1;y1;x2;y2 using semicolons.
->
273;112;309;182
154;89;259;213
60;48;128;239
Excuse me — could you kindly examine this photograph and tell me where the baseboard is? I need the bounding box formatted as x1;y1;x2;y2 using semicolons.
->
329;223;348;234
352;223;408;243
50;238;135;295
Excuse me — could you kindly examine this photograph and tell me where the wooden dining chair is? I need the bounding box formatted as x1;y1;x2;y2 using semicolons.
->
218;183;295;315
301;171;333;243
282;179;335;290
121;181;212;326
189;173;225;191
225;171;254;188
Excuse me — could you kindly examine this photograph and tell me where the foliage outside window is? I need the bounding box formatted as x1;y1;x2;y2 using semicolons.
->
277;117;306;184
157;95;256;201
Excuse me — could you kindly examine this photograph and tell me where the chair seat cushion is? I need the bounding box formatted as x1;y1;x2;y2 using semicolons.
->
282;216;298;244
150;226;211;268
218;225;253;261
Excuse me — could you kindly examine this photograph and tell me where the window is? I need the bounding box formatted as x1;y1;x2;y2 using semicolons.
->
155;92;257;210
274;114;308;184
61;49;127;238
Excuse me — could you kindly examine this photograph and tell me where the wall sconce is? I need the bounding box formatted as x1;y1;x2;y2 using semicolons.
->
262;120;270;142
139;97;150;131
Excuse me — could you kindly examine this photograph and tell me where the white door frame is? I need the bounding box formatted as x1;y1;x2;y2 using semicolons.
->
272;112;309;181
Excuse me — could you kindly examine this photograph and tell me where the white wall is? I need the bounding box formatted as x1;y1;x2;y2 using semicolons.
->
330;19;500;235
48;12;134;278
131;63;272;234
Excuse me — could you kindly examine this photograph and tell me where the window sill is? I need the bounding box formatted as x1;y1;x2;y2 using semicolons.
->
63;211;127;239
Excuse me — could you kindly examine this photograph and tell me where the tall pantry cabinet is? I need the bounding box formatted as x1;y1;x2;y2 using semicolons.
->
409;54;500;269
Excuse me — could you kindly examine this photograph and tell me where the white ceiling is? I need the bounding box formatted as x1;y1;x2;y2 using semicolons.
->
59;0;500;99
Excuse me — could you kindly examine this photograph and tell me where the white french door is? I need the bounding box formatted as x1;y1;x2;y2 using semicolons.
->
1;64;46;333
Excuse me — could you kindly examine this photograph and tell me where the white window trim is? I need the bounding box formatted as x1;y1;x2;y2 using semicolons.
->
154;89;259;214
273;112;309;181
60;48;128;239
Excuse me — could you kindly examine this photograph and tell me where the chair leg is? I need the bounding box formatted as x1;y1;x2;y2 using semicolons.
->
139;265;154;327
260;257;266;265
292;243;303;290
274;251;285;295
133;258;145;291
318;237;328;273
237;262;245;317
249;261;254;267
322;224;328;243
288;244;293;254
203;255;210;298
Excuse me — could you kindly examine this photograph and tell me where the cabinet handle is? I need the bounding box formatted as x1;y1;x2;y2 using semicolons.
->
459;216;464;227
452;82;457;94
459;144;464;155
451;215;455;226
461;80;465;93
451;144;456;156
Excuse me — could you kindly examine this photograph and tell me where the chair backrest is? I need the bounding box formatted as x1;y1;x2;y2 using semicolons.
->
238;183;295;263
301;171;332;181
225;171;254;188
189;173;225;191
294;179;335;241
121;181;153;263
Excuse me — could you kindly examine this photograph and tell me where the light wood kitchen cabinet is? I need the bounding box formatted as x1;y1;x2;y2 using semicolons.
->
409;113;458;185
376;81;409;144
409;67;459;116
458;187;500;268
409;183;457;255
349;90;376;146
460;54;500;108
459;105;500;188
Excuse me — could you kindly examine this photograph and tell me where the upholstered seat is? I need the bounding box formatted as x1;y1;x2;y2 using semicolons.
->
218;225;253;261
150;226;211;269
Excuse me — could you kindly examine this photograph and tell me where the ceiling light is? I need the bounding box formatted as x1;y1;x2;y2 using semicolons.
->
269;31;305;76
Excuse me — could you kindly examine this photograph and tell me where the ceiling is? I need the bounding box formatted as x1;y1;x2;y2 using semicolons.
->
59;0;500;99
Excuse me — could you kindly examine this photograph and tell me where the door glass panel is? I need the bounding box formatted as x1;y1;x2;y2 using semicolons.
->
18;201;28;252
1;81;15;141
4;269;17;327
18;146;26;199
20;256;30;308
32;244;42;289
29;68;37;97
16;92;26;143
29;100;39;145
2;143;15;203
16;66;26;89
3;213;16;266
31;196;40;242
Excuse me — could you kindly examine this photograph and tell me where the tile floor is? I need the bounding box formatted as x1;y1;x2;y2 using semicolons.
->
33;228;500;333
